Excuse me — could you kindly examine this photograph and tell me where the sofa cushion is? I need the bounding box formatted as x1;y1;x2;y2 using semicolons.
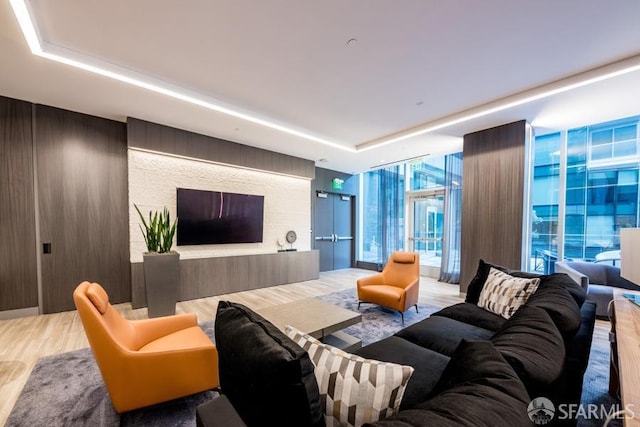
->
603;265;640;290
286;326;413;427
526;279;582;337
214;301;324;427
492;305;565;393
395;316;494;356
539;272;587;307
568;261;608;284
478;268;540;319
354;336;450;410
365;340;532;427
431;302;507;332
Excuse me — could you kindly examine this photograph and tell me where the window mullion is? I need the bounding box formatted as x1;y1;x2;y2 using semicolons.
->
557;130;568;262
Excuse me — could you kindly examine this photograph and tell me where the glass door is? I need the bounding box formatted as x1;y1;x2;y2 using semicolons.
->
408;194;444;267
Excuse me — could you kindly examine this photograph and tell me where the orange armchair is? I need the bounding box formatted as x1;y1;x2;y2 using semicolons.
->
357;251;420;324
73;281;219;413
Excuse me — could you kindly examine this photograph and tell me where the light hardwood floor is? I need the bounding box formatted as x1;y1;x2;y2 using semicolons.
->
0;268;610;425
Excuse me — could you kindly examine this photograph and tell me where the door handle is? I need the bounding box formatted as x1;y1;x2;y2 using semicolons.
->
316;234;351;242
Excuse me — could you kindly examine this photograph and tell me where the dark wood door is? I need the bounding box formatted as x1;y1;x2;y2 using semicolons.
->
36;106;130;313
313;192;353;271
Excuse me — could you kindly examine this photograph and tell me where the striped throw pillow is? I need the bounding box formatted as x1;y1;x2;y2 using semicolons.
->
478;267;540;319
285;325;414;427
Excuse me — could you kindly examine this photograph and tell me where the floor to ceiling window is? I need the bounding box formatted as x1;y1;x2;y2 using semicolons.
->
529;115;640;273
530;132;561;272
360;165;405;265
407;156;446;268
359;153;462;282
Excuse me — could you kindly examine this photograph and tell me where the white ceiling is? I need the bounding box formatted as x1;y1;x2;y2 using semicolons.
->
2;0;640;173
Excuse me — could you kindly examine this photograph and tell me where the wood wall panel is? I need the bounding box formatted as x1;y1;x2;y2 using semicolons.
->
36;105;130;313
131;250;320;308
0;96;38;311
127;117;315;179
460;120;529;292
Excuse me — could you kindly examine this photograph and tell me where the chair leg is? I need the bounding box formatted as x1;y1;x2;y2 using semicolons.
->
415;304;419;313
358;301;361;310
400;311;404;325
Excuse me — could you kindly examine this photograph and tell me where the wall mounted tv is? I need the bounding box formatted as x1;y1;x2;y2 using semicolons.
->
176;188;264;245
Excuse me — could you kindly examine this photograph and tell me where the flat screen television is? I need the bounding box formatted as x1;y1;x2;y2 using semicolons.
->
176;188;264;245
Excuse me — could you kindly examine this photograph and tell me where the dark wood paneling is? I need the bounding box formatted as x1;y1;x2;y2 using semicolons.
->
36;105;130;313
460;120;529;292
131;250;320;308
127;117;315;179
0;96;38;311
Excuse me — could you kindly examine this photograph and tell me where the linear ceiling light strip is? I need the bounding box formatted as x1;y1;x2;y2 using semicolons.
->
10;0;640;154
9;0;354;153
356;54;640;151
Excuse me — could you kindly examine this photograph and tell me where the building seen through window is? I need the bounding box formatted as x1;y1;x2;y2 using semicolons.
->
358;115;639;277
359;154;461;281
530;116;640;273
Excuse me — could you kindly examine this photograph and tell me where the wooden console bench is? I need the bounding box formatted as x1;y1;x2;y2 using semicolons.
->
130;250;319;308
609;289;640;426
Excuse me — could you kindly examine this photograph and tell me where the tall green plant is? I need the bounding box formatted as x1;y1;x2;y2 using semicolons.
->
134;205;178;253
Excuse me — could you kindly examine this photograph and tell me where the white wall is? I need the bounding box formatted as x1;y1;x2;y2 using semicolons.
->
128;149;311;262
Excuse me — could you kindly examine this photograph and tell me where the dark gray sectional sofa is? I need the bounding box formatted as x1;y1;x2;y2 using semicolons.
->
357;260;596;426
198;260;596;427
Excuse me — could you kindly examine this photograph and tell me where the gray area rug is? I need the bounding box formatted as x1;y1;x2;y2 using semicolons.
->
316;288;439;345
8;289;616;426
7;322;218;427
579;334;621;427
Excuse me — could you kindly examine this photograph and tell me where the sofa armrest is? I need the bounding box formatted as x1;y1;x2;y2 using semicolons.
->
197;395;247;427
555;262;589;292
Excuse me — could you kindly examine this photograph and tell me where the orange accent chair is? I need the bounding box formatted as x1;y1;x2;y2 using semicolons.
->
73;281;219;413
357;252;420;324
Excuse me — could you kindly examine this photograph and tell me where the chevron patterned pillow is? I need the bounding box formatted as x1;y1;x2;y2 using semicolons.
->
478;267;540;319
285;325;414;427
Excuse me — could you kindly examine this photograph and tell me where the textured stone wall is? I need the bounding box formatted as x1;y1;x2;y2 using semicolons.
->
128;149;311;262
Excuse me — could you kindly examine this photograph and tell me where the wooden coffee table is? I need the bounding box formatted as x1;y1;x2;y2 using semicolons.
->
255;298;362;352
